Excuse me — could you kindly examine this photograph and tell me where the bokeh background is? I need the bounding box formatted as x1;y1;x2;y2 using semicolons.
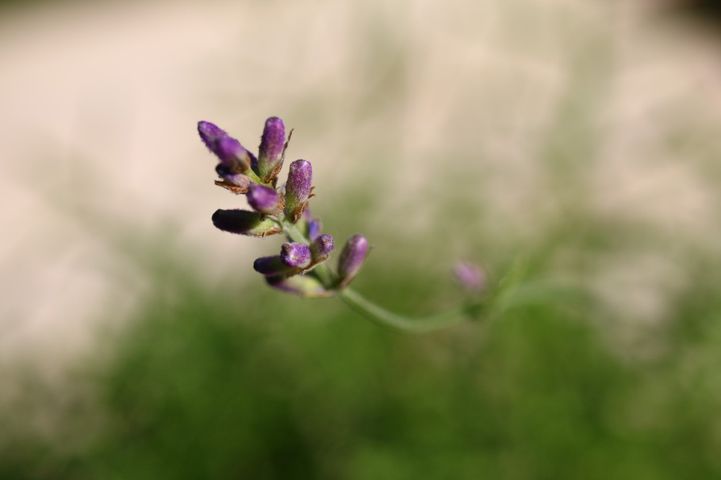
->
2;0;721;478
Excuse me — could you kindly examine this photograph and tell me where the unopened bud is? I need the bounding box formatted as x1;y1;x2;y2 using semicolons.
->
212;209;281;237
284;159;312;221
257;116;286;182
197;120;255;173
246;184;281;215
310;234;334;263
337;234;369;287
280;242;312;269
253;256;296;276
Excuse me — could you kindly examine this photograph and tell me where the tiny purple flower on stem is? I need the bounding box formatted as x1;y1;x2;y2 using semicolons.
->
253;256;296;276
280;242;312;269
453;262;485;292
284;159;312;222
337;234;369;287
246;184;281;215
310;234;334;263
257;116;286;182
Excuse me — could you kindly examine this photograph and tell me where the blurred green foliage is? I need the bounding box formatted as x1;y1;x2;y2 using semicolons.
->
2;214;721;479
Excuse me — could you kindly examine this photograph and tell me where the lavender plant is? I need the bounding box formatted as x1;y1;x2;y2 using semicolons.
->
198;117;484;332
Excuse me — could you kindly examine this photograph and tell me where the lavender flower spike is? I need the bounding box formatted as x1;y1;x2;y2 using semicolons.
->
310;234;334;263
280;242;312;269
284;159;312;222
257;116;286;182
337;234;369;287
247;184;281;215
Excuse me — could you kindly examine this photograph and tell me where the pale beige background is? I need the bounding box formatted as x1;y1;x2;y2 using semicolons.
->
1;0;720;368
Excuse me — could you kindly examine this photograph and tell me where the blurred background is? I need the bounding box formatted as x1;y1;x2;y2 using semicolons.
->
2;0;721;478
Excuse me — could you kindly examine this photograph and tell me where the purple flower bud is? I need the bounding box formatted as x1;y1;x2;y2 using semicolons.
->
284;159;312;221
216;136;253;172
196;120;255;173
280;242;312;269
246;184;281;214
453;262;485;292
253;256;296;276
212;209;281;237
266;275;331;298
257;116;286;182
215;164;250;192
310;234;334;263
197;121;226;150
337;234;369;287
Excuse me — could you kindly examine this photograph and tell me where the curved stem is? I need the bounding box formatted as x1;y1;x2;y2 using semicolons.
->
275;216;476;332
340;288;479;333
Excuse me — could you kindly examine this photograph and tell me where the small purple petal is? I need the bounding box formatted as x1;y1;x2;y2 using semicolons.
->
453;262;485;292
307;219;322;241
246;184;281;214
310;234;334;262
257;116;286;181
284;159;312;220
280;242;312;269
338;234;369;287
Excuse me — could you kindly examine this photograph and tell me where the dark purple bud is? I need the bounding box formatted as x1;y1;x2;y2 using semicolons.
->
212;209;281;237
257;116;286;181
284;159;312;221
280;242;312;269
337;234;369;287
197;121;226;150
246;184;281;214
253;256;296;276
266;275;331;298
453;262;485;292
310;234;334;263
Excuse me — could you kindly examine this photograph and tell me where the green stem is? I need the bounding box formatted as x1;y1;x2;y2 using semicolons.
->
340;288;477;333
275;216;476;332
